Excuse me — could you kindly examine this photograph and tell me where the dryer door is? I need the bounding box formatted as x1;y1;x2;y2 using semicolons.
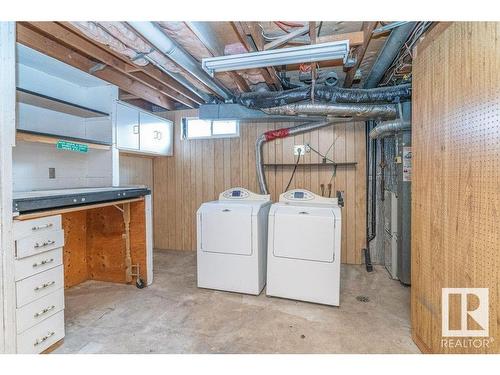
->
272;205;336;262
200;204;253;255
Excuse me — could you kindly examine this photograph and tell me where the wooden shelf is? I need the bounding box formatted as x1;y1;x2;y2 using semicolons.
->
17;88;109;118
16;129;112;151
264;162;357;167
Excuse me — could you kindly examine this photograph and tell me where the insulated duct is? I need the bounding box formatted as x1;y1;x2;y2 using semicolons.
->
364;22;417;89
127;21;233;100
256;120;339;194
238;83;411;108
261;103;398;120
369;120;411;139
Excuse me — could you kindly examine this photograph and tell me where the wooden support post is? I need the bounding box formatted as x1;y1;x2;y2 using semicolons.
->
122;202;132;283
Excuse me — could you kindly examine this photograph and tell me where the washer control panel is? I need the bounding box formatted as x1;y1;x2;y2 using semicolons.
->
219;188;270;201
279;189;339;206
222;188;250;200
284;190;314;201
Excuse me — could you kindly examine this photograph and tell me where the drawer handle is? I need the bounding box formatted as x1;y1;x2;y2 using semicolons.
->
298;211;309;215
32;223;53;231
34;281;56;291
34;240;56;249
33;258;55;268
34;331;55;346
34;305;56;318
222;209;231;212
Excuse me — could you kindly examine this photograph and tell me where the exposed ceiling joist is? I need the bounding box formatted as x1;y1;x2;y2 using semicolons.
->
244;22;283;90
17;23;177;110
343;22;378;88
317;30;364;46
27;21;201;108
119;92;140;100
185;22;250;93
61;22;205;106
263;25;310;50
232;21;283;91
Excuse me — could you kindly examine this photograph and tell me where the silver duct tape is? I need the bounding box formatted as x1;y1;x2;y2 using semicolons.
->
262;103;398;119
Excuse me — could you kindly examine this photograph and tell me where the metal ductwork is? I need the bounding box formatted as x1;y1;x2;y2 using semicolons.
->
238;83;412;109
261;103;398;120
256;120;342;194
127;21;233;101
364;22;417;89
369;120;411;139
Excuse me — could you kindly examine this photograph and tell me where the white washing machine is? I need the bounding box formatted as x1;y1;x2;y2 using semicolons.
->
267;189;342;306
197;188;271;295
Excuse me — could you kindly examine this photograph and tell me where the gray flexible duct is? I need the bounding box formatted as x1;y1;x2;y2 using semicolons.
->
238;83;411;108
256;120;338;194
369;120;411;139
364;22;417;88
261;103;398;120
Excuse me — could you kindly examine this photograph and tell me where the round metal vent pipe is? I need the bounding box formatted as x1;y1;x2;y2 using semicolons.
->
128;21;233;101
369;120;411;139
364;22;417;89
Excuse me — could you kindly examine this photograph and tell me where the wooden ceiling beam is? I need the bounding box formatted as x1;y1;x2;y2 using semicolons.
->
263;25;310;50
244;22;283;90
25;22;198;108
231;22;282;91
343;22;378;88
17;23;176;110
60;22;204;106
186;22;250;93
317;30;365;46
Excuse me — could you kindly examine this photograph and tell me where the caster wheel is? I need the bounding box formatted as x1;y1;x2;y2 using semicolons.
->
136;278;145;289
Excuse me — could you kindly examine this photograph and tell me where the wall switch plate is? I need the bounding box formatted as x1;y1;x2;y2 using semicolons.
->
48;167;56;179
294;144;310;156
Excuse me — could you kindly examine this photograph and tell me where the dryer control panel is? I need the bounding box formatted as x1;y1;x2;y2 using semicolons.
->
280;189;340;206
220;188;270;201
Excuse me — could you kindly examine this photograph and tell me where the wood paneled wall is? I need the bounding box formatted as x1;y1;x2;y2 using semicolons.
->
153;109;366;264
119;153;154;190
411;22;500;353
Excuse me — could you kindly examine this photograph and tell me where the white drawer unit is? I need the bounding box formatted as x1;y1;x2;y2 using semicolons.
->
16;288;65;334
17;311;65;354
13;215;62;241
15;247;63;281
16;265;64;308
15;229;64;259
13;214;66;353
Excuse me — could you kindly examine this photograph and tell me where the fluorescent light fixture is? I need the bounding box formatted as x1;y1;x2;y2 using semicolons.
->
202;40;350;76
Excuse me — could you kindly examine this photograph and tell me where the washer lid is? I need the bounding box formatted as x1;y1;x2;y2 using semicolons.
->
272;205;337;263
200;203;253;256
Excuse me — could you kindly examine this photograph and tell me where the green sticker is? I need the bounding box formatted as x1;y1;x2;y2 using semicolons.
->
56;140;88;153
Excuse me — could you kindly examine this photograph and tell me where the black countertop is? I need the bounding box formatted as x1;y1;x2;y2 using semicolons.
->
13;186;151;214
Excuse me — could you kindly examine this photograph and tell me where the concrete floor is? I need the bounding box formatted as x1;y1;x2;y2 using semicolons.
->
55;249;419;354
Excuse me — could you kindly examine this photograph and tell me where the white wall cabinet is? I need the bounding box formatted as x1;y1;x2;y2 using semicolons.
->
116;101;173;156
116;102;140;151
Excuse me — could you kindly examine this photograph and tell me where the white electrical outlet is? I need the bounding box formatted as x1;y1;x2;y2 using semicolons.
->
294;144;310;156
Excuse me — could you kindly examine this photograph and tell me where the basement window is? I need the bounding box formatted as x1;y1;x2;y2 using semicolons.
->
182;118;239;139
